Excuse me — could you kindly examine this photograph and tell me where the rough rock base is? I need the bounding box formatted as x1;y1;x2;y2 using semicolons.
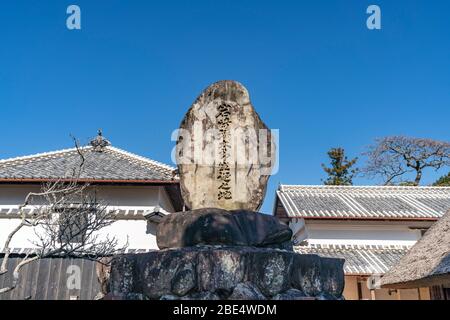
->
103;246;345;300
157;208;293;250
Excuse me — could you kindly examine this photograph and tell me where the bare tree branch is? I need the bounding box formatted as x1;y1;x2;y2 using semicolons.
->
362;136;450;186
0;139;127;296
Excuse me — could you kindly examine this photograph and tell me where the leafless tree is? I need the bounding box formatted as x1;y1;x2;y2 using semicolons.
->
362;136;450;186
0;139;126;295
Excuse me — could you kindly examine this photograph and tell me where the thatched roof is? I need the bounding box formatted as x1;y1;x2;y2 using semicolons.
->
381;210;450;289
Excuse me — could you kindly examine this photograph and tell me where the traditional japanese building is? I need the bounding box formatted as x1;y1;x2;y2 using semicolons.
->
0;132;182;251
273;185;450;300
0;132;182;299
381;210;450;300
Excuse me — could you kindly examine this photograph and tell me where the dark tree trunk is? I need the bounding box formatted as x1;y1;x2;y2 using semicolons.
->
414;169;422;186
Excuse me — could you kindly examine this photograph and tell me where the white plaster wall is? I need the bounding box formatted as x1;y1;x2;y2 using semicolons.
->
0;184;175;212
304;222;423;246
0;219;44;248
96;220;158;249
0;219;159;250
0;184;176;251
94;185;175;212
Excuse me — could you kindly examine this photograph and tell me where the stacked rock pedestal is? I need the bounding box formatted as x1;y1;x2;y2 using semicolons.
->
104;209;345;300
101;81;345;300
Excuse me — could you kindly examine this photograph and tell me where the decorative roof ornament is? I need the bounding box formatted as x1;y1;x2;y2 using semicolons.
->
89;129;111;152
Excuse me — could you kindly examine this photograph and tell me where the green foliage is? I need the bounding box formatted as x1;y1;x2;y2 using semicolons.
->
322;148;358;186
398;181;417;186
433;172;450;186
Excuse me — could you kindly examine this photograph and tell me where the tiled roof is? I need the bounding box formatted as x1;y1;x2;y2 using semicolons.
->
295;244;411;275
0;146;176;182
277;185;450;220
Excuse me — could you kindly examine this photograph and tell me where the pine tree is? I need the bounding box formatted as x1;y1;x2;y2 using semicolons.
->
433;172;450;186
322;148;358;186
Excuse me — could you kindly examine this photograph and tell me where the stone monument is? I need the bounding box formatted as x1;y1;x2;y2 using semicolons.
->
176;80;273;211
101;80;344;300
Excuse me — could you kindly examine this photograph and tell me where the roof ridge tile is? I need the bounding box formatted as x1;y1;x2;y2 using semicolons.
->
107;146;175;172
0;147;85;166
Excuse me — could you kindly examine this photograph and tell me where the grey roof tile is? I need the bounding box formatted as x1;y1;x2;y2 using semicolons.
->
0;146;176;182
277;185;450;220
296;244;410;275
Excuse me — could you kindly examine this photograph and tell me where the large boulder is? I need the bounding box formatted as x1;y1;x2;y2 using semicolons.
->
156;208;292;250
175;80;276;211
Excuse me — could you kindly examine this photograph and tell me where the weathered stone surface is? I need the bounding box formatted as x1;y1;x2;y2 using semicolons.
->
160;294;180;300
182;292;221;300
196;249;245;294
149;250;198;299
159;292;222;300
291;254;323;296
319;257;345;297
106;246;345;300
228;282;266;300
157;208;292;250
175;80;276;211
171;262;197;296
249;251;293;297
290;254;345;297
102;292;148;300
273;289;307;300
108;254;137;296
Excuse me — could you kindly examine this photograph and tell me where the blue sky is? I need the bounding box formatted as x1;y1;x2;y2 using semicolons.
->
0;1;449;213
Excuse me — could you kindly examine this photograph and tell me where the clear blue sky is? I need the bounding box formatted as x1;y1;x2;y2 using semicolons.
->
1;1;449;213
